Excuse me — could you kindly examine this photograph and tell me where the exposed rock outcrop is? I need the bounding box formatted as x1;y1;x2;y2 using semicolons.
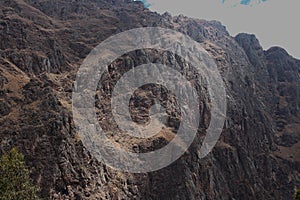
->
0;0;299;199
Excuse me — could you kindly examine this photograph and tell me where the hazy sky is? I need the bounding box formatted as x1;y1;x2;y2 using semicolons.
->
144;0;300;59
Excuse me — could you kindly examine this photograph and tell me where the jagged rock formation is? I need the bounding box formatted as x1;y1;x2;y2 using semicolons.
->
0;0;299;199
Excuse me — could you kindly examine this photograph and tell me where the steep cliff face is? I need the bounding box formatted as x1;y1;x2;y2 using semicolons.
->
0;0;299;199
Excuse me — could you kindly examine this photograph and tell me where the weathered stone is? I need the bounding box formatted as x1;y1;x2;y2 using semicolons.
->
0;0;299;199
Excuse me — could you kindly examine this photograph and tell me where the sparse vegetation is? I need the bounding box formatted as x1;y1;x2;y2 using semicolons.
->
0;148;39;200
295;188;300;200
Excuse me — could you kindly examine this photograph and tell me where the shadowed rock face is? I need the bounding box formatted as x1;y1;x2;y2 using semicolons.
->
0;0;299;199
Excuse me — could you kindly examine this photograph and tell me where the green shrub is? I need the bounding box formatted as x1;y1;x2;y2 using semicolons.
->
295;188;300;200
0;148;39;200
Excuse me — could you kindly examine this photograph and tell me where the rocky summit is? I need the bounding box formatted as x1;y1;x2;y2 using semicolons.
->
0;0;299;199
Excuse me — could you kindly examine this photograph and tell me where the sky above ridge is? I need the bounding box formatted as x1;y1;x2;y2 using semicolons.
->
138;0;300;59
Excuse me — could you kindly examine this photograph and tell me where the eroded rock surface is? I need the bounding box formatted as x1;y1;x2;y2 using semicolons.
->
0;0;299;199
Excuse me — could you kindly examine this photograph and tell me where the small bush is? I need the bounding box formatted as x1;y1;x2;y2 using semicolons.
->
295;188;300;200
0;148;39;200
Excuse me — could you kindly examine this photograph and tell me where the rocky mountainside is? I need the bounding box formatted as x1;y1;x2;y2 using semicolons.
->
0;0;299;199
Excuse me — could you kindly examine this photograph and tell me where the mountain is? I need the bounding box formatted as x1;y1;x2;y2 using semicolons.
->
0;0;299;199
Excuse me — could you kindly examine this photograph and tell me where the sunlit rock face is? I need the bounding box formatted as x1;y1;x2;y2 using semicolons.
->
0;0;299;199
